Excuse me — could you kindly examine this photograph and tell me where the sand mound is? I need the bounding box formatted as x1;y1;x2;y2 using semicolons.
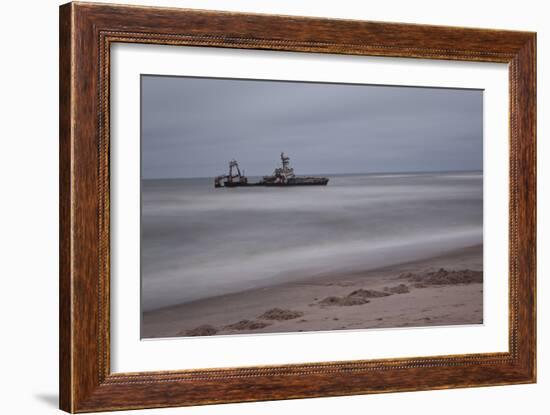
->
384;284;410;294
319;288;392;307
225;320;271;331
319;294;367;306
259;308;304;320
183;324;218;336
348;289;392;298
319;295;370;306
400;268;482;287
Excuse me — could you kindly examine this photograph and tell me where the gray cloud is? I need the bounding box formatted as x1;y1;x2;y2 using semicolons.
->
141;75;482;178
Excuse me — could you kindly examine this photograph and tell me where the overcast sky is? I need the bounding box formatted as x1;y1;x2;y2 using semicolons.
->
141;75;482;179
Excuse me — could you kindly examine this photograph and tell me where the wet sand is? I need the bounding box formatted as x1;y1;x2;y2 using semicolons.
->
142;245;483;338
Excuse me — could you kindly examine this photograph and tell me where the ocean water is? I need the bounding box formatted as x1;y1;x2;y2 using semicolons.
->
142;172;482;312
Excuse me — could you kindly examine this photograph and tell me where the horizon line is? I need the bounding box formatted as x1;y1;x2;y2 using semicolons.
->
142;168;483;181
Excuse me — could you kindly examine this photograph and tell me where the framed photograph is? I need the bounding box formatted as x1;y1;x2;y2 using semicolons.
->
59;2;536;412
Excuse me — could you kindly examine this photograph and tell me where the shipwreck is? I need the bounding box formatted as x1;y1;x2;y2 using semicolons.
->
214;152;329;188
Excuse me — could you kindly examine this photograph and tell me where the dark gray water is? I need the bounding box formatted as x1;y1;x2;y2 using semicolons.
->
141;172;482;312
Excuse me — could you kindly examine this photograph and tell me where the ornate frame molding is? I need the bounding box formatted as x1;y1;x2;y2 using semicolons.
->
60;2;536;412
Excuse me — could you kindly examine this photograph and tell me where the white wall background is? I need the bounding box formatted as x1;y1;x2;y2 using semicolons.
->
0;0;546;414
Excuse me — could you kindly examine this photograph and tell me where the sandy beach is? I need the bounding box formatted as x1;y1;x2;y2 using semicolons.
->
142;244;483;338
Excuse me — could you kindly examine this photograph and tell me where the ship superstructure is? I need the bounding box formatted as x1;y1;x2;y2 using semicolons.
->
214;153;329;188
214;159;248;188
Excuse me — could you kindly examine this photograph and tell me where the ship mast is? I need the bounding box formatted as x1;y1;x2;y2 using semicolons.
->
228;159;242;183
281;152;290;169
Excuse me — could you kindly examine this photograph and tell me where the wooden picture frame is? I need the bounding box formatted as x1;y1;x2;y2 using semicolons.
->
59;2;536;412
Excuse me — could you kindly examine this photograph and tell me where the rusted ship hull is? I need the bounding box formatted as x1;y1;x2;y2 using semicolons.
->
261;178;329;186
219;182;255;188
221;179;328;187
